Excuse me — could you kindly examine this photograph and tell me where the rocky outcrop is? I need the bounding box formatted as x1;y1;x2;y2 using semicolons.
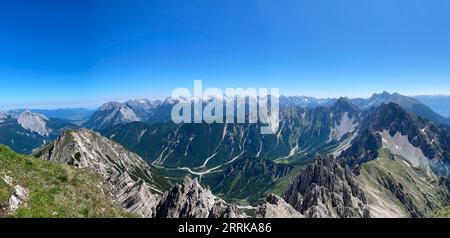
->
107;172;160;217
155;176;245;218
33;128;170;217
2;175;28;215
255;194;303;218
208;200;245;218
34;128;169;192
283;155;370;218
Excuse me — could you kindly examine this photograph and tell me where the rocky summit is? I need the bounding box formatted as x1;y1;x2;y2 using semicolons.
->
283;155;370;218
155;176;245;218
255;194;303;218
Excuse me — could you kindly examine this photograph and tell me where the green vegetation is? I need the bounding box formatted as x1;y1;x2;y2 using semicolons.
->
0;144;132;218
204;158;302;205
435;206;450;218
265;165;303;196
357;148;450;217
0;176;14;217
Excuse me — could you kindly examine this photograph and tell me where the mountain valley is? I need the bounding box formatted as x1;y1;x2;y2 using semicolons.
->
2;92;450;218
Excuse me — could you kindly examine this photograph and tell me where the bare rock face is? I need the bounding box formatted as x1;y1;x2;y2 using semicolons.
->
155;176;245;218
85;102;141;130
255;194;303;218
34;128;167;217
17;110;49;136
107;172;160;217
209;201;245;218
283;155;370;218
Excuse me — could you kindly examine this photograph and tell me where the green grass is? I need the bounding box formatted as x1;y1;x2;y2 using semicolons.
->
0;144;133;218
0;176;14;216
435;206;450;218
266;165;303;196
357;148;449;217
204;162;303;206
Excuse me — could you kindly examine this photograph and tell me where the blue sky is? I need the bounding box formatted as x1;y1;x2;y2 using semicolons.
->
1;0;450;109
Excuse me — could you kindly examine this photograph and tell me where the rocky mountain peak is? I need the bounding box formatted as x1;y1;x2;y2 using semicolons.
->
283;155;370;218
368;102;420;134
331;97;359;115
125;99;162;108
87;102;141;130
163;96;193;105
17;110;49;136
99;102;122;111
255;194;303;218
372;91;392;98
376;102;405;114
125;99;163;119
33;128;170;217
155;176;245;218
36;128;167;191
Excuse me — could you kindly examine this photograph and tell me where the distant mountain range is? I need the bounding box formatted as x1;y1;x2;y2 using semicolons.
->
83;99;171;130
8;108;94;125
353;92;450;125
79;92;450;131
413;95;450;117
3;92;449;133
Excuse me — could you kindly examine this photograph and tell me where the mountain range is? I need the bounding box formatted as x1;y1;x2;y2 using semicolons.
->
8;108;95;125
1;92;450;218
80;92;450;133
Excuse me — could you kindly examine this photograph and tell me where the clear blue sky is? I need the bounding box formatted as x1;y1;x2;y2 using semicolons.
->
1;0;450;109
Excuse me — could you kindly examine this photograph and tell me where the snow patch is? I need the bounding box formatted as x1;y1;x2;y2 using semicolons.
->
380;130;432;174
137;129;147;143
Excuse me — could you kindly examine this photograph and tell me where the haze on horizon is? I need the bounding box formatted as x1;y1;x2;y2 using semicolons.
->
1;0;450;109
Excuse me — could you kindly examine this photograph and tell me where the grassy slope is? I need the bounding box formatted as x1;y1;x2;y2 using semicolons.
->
357;148;449;217
435;206;450;217
0;144;132;218
264;166;303;198
204;163;303;206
